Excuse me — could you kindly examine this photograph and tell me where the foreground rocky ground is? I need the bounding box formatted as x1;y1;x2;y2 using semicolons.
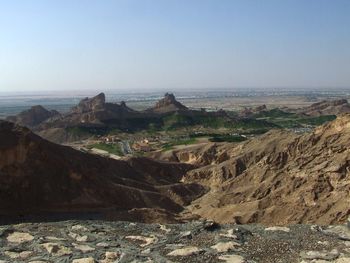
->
0;220;350;263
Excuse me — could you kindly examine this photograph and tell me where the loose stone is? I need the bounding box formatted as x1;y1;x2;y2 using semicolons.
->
7;232;34;243
211;241;241;252
167;246;202;256
265;226;290;232
218;254;245;263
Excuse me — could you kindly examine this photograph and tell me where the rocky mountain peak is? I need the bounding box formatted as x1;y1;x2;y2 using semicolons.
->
164;92;176;102
5;105;60;128
120;101;127;107
73;93;106;113
150;93;188;113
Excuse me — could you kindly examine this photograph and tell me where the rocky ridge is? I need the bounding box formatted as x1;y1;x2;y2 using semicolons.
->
147;93;188;114
0;120;205;220
42;92;139;127
292;99;350;116
6;105;60;128
152;114;350;225
238;105;267;118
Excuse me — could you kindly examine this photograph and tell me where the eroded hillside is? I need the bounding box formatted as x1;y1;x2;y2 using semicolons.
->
0;121;205;222
153;115;350;225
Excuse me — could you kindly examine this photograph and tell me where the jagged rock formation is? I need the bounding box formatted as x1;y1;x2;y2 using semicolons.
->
153;115;350;225
239;104;267;118
147;93;188;113
5;105;60;128
0;121;205;220
6;93;276;143
293;99;350;116
45;92;138;127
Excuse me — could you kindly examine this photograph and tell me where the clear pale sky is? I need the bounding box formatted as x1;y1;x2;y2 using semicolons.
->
0;0;349;92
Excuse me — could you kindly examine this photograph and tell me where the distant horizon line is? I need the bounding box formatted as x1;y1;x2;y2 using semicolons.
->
1;86;350;95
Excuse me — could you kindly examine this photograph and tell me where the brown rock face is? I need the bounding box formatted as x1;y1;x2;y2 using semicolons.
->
153;115;350;225
294;99;350;116
148;93;188;113
6;105;60;128
0;121;205;221
41;93;139;128
71;92;106;114
239;104;267;118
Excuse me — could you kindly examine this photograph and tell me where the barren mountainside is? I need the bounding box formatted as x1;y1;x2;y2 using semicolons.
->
6;105;60;128
2;107;350;226
292;99;350;116
153;115;350;225
0;121;205;222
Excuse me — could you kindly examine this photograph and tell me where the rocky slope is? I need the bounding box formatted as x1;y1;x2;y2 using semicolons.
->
5;105;60;128
0;219;350;263
40;93;140;128
0;121;205;221
147;93;188;113
238;105;267;118
152;115;350;225
292;99;350;116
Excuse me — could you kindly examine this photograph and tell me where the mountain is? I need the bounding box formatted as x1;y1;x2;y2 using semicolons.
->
152;114;350;225
238;104;267;118
5;105;60;128
0;120;205;222
292;99;350;116
42;92;139;127
147;93;188;113
7;93;276;143
2;113;349;225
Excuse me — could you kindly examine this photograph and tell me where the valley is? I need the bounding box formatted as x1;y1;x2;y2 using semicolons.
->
1;91;350;262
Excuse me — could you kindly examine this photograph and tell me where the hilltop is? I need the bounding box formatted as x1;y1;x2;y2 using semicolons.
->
6;105;60;128
147;92;188;113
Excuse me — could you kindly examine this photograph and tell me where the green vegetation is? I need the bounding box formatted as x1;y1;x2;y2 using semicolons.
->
162;138;197;151
161;112;277;131
66;126;94;137
67;109;335;147
297;115;336;126
88;143;124;156
253;109;336;128
254;108;294;118
209;134;247;143
162;114;193;130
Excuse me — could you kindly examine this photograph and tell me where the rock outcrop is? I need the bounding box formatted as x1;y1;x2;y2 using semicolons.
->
47;93;138;127
293;99;350;116
147;93;188;113
239;104;267;118
0;121;205;220
5;105;60;128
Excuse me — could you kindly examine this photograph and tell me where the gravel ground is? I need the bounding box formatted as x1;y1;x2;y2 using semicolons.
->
0;220;349;263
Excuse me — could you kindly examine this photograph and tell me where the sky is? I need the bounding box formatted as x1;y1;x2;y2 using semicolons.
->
0;0;350;92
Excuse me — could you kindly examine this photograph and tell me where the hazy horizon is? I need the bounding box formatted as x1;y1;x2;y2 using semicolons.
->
1;0;350;92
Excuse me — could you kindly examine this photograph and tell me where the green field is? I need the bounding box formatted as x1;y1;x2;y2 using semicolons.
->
88;143;124;156
252;109;336;128
209;134;247;143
